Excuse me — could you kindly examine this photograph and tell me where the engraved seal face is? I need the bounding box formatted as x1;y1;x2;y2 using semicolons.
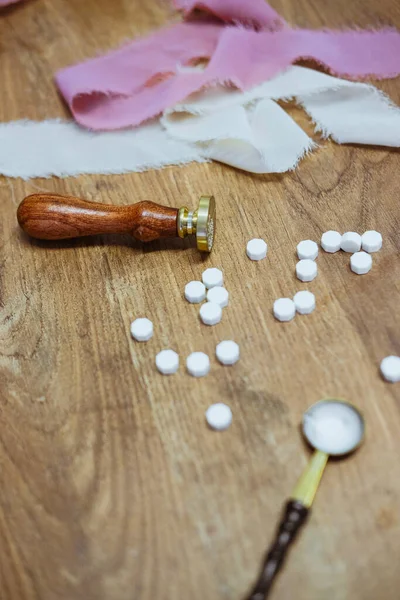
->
197;195;215;253
207;216;214;252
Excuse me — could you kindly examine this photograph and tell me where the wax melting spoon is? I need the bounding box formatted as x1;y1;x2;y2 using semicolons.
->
246;399;365;600
17;193;216;252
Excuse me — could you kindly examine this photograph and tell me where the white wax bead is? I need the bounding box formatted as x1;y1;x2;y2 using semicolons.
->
380;356;400;383
206;403;232;431
350;251;372;275
341;232;361;253
273;298;296;322
361;230;382;253
293;291;316;315
246;238;268;261
186;352;210;377
207;286;229;308
297;240;318;260
130;318;153;342
200;302;222;325
185;280;206;303
155;350;179;375
216;341;240;365
296;259;318;282
202;267;223;289
321;231;342;253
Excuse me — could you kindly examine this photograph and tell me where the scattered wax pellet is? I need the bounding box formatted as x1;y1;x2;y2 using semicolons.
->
293;291;316;315
186;352;210;377
341;232;361;253
155;349;179;375
361;230;382;253
207;286;229;308
246;238;268;261
216;341;240;365
380;356;400;383
202;267;223;289
130;318;153;342
296;259;318;282
200;302;222;325
273;298;296;322
206;403;232;431
321;230;342;253
185;280;206;303
350;251;372;275
297;240;318;260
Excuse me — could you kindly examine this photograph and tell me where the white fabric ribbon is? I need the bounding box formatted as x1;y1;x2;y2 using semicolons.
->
162;66;400;172
0;67;399;179
0;119;205;179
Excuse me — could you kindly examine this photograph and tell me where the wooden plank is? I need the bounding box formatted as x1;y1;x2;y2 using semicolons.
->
0;1;399;599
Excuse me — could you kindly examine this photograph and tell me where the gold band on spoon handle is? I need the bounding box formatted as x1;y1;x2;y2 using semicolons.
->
245;450;328;600
291;450;329;508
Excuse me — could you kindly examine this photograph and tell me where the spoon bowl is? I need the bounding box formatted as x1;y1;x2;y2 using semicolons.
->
302;398;365;456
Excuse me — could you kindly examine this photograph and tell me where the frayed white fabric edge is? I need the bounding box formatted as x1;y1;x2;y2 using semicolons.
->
187;99;318;173
0;119;207;179
163;66;400;172
299;84;400;145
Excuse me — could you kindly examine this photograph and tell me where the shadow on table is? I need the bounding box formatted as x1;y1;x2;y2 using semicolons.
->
16;226;204;257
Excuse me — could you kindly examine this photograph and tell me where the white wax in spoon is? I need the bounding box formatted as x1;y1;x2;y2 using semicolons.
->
303;401;364;456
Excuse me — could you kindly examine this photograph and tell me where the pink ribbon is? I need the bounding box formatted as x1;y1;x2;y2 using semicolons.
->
55;0;400;130
173;0;285;29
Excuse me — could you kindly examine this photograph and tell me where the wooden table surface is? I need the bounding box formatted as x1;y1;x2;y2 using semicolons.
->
1;1;400;599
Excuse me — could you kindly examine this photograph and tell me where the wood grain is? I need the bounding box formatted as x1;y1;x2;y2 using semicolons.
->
1;1;400;600
17;194;179;241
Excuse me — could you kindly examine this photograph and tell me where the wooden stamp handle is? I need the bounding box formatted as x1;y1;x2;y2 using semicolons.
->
17;194;178;242
245;500;309;600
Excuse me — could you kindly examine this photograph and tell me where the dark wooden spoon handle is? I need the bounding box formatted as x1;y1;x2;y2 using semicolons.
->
245;500;309;600
17;194;178;242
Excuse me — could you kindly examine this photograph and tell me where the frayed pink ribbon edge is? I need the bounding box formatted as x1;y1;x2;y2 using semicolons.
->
55;0;400;130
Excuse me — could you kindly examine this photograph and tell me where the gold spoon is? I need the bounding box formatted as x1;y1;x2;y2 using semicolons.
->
245;399;365;600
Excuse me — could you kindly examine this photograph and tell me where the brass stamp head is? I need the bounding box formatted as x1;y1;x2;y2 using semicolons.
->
178;195;215;252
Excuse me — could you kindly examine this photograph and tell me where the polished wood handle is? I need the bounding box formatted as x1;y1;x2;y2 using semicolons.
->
17;194;178;242
245;500;309;600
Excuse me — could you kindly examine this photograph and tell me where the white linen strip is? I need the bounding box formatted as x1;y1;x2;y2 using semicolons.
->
0;67;398;178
